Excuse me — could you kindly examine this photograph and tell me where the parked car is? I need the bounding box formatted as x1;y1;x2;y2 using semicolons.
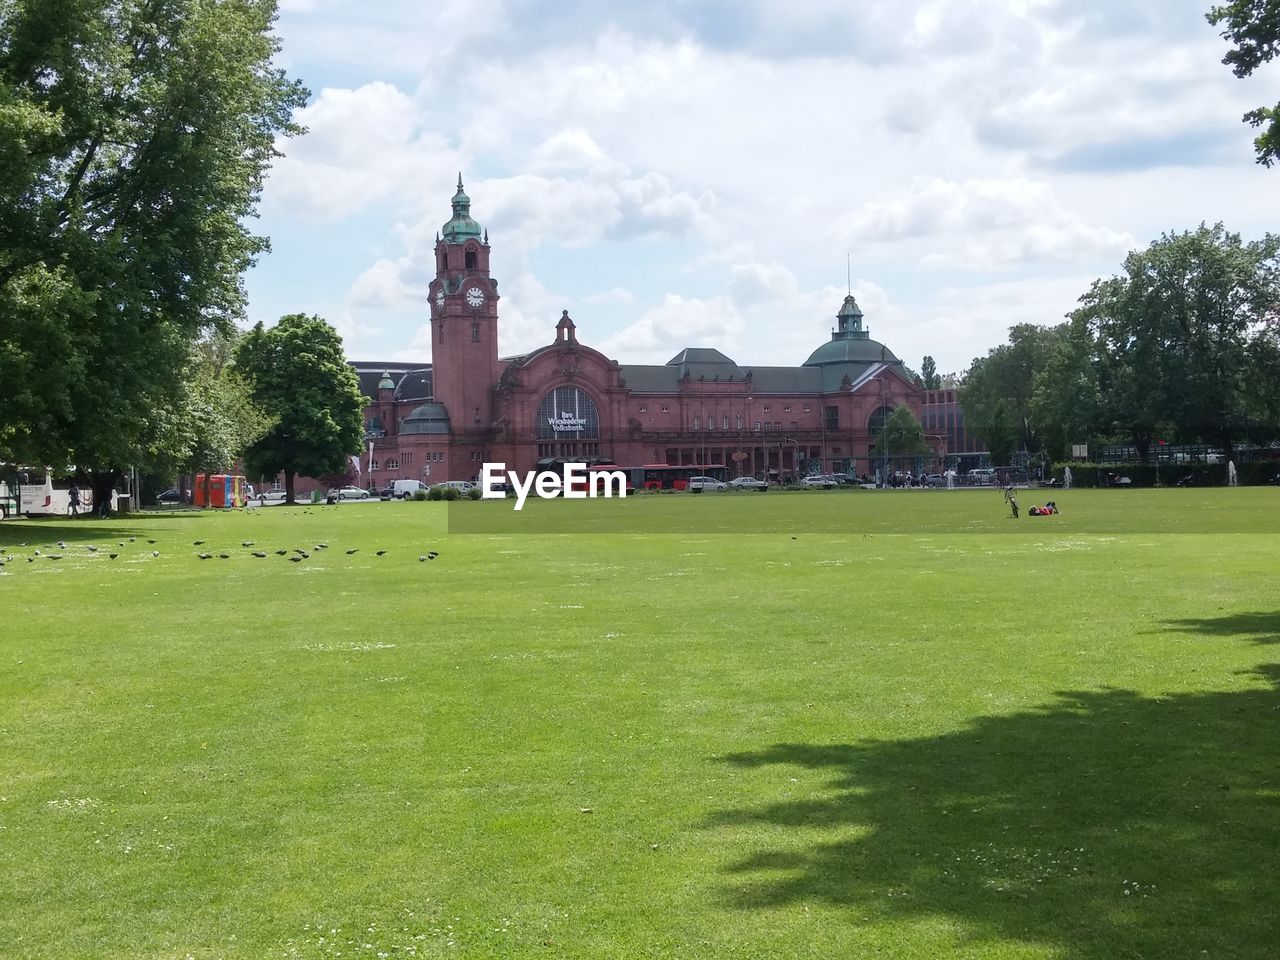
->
967;468;997;485
924;473;945;487
389;479;428;499
687;476;728;492
728;476;768;491
800;475;837;489
157;487;187;503
432;480;475;494
828;473;859;486
332;486;371;500
262;487;287;501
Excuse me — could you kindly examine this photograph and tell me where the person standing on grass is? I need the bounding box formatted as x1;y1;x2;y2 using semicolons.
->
68;484;81;517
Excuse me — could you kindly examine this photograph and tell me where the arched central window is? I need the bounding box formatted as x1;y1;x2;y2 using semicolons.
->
868;405;896;437
535;385;601;459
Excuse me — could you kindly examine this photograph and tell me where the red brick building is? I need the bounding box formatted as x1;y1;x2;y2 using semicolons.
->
354;178;930;486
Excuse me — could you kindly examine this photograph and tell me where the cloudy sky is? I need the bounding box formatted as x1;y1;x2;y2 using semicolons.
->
246;0;1276;374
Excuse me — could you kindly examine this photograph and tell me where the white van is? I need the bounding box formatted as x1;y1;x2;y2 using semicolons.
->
391;479;428;499
967;468;997;485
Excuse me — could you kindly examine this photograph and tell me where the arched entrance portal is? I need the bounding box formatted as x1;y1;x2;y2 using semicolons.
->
536;385;601;460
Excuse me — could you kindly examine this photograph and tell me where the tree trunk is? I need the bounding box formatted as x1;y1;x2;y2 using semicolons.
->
284;468;295;505
89;469;122;518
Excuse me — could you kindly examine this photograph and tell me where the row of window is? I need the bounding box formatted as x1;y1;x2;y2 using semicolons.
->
372;451;447;472
640;404;815;417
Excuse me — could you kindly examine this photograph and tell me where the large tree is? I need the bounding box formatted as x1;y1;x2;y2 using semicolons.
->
959;323;1066;460
1029;319;1104;461
234;313;366;503
1078;224;1280;458
871;405;931;460
920;355;940;390
0;0;307;511
181;331;274;476
1209;0;1280;166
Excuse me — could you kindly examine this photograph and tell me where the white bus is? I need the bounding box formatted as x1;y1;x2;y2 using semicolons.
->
14;472;121;517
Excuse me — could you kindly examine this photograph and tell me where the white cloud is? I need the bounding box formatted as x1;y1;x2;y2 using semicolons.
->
581;286;635;306
267;82;457;219
844;176;1135;268
254;1;1278;373
601;294;745;362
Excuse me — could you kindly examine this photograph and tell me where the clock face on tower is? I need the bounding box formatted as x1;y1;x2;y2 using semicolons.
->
434;289;445;310
465;286;485;308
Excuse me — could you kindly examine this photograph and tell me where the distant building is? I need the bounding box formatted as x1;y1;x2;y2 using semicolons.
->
352;177;937;486
921;388;986;464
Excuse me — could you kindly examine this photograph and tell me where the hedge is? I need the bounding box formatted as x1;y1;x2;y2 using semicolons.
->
1049;460;1280;487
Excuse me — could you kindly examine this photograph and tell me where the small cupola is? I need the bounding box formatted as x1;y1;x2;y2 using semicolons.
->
555;309;577;344
377;370;395;391
835;293;865;338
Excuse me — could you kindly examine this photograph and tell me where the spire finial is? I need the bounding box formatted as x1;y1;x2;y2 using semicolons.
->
846;253;851;295
457;171;464;191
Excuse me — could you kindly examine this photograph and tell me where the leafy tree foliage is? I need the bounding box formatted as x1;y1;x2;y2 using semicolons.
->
1008;225;1280;461
920;355;941;390
181;331;274;475
1208;0;1280;166
0;0;307;510
959;324;1067;462
234;314;366;503
871;405;931;459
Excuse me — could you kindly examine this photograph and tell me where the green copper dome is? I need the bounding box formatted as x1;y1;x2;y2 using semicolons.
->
377;371;395;390
803;337;899;366
803;294;897;366
441;172;483;243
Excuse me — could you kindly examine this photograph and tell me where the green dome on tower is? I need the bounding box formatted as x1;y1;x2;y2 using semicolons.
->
441;172;483;243
378;370;395;390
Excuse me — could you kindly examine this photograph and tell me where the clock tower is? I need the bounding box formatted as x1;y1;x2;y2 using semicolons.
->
429;174;500;468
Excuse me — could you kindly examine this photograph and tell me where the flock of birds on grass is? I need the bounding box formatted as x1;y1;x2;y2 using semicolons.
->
0;534;440;570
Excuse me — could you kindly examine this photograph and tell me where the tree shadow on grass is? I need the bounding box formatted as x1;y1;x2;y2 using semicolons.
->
709;661;1280;958
0;517;198;548
1160;612;1280;646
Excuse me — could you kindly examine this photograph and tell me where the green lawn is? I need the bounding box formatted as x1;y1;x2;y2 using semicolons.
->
1;489;1277;959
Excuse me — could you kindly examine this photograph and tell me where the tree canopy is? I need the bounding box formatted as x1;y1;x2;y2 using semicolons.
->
1208;0;1280;166
958;323;1067;465
234;313;367;503
0;0;307;507
871;405;931;460
995;224;1280;462
920;355;940;390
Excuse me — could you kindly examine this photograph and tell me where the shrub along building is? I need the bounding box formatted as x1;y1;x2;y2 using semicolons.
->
352;178;931;488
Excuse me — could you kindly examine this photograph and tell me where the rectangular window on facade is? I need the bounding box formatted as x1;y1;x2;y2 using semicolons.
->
693;416;700;430
824;406;839;430
722;415;729;430
736;414;743;430
754;421;761;432
471;323;480;342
